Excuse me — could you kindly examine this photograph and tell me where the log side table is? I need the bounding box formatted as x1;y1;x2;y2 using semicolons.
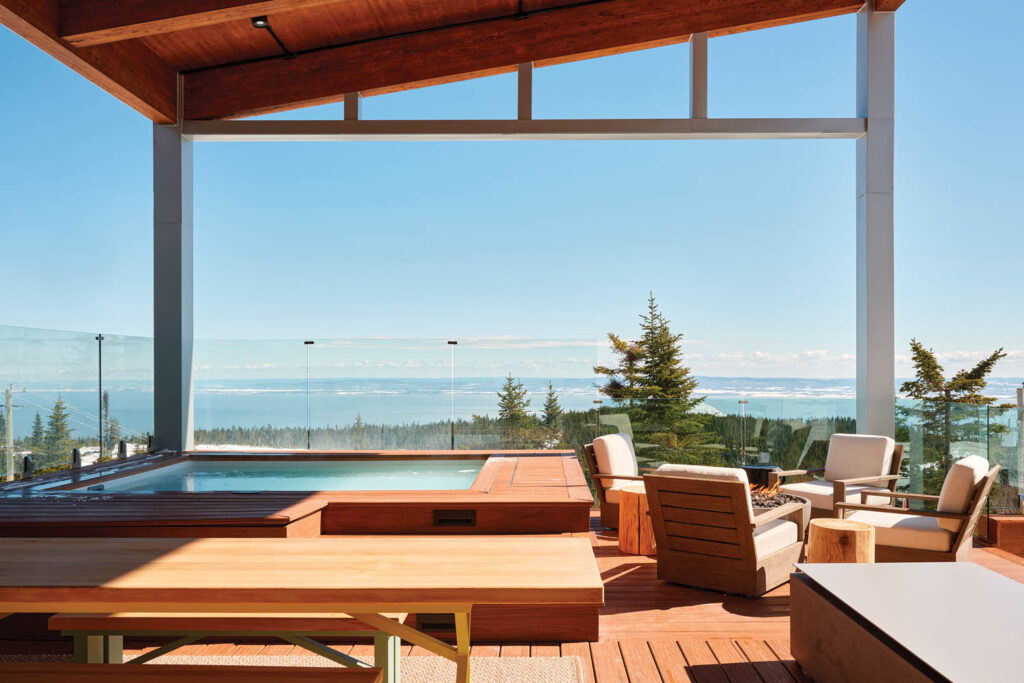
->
618;484;656;555
807;518;875;563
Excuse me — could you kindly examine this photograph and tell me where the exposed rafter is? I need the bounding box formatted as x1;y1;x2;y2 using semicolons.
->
59;0;343;47
875;1;907;11
0;0;177;122
184;0;862;120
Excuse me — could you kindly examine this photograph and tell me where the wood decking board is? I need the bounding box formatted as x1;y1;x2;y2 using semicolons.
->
1;510;1021;681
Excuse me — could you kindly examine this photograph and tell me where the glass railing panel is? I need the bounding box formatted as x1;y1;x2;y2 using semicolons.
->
192;338;308;450
0;325;98;477
453;338;600;450
307;338;452;451
897;399;989;500
597;397;856;473
986;404;1022;514
100;332;154;458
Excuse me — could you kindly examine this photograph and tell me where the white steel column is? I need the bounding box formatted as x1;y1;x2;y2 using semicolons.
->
153;123;194;452
856;2;895;437
690;32;708;119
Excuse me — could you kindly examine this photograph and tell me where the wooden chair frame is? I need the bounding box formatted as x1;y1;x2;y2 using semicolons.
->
836;465;1000;562
644;473;805;597
582;442;656;529
772;444;905;519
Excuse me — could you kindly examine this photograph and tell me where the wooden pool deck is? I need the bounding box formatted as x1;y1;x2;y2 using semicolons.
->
2;510;1022;681
0;452;593;536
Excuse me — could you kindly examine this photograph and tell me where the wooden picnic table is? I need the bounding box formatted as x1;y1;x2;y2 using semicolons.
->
0;535;604;683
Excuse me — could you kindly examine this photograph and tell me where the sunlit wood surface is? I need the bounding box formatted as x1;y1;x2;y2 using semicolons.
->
1;511;1021;682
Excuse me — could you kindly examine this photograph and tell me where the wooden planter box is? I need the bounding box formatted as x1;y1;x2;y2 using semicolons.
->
979;514;1024;556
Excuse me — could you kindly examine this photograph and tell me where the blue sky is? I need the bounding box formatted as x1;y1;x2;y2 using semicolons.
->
1;1;1022;379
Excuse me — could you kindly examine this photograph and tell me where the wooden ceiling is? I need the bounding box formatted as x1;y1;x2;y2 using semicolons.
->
1;1;906;123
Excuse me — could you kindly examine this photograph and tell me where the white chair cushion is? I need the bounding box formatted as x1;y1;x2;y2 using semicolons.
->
936;455;990;533
593;433;638;490
656;464;754;521
753;519;799;559
779;479;892;511
604;482;644;505
824;433;895;484
846;510;954;552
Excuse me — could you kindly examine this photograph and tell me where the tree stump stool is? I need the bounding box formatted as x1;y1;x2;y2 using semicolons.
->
618;484;656;555
807;519;875;563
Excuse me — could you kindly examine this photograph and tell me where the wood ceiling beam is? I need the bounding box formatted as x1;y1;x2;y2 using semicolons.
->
184;0;863;121
1;0;178;122
874;1;906;11
59;0;343;47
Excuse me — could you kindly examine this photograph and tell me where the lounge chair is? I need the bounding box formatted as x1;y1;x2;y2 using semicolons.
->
645;464;805;597
776;434;903;519
583;433;656;529
836;455;999;562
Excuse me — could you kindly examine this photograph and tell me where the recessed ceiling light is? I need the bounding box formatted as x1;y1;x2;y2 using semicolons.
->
251;16;269;29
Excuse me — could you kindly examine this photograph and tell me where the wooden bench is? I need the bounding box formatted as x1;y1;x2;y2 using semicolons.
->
49;612;405;683
0;662;382;682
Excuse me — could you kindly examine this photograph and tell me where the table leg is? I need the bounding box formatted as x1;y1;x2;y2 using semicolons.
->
455;611;471;683
375;633;401;683
73;634;122;663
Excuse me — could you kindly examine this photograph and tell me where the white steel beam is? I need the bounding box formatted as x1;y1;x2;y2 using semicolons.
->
153;123;194;452
518;62;532;121
855;2;895;437
183;118;864;142
690;32;708;119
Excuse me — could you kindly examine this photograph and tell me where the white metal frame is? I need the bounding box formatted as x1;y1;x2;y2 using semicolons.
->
154;2;897;448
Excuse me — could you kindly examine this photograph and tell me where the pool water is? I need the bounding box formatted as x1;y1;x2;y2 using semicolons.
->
79;459;485;493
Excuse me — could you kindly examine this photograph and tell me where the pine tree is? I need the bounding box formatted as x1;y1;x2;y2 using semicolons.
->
45;397;72;463
30;412;45;454
898;339;1006;495
105;418;121;455
102;390;112;452
542;382;563;428
635;293;701;426
594;335;644;406
497;374;531;426
352;413;367;449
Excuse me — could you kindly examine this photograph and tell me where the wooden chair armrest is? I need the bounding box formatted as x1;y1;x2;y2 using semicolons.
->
858;490;939;505
835;502;968;521
832;474;900;486
752;502;805;526
775;467;824;479
753;502;806;541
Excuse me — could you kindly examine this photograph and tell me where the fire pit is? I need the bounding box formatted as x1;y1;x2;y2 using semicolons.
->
750;482;811;531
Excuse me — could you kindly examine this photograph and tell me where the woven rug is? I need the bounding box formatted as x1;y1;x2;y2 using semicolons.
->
0;653;583;683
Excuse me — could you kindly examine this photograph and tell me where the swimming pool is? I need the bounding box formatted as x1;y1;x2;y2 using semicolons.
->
72;458;486;493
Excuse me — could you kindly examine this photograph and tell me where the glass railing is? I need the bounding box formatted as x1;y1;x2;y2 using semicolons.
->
591;397;1022;517
0;325;153;479
2;322;1020;518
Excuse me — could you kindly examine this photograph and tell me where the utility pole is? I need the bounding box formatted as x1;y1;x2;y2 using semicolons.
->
448;341;457;450
5;387;13;482
96;334;104;458
304;340;314;450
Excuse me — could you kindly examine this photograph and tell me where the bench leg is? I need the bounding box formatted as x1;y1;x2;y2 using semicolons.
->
73;634;123;663
374;633;401;683
455;611;470;683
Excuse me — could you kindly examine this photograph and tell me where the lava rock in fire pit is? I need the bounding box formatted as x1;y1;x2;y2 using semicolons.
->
751;491;805;509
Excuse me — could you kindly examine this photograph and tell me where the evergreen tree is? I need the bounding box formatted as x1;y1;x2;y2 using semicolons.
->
497;374;531;426
542;382;563;428
45;397;72;462
352;413;367;449
635;293;701;426
594;335;644;405
102;390;112;452
30;412;45;454
105;418;121;455
898;339;1006;495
